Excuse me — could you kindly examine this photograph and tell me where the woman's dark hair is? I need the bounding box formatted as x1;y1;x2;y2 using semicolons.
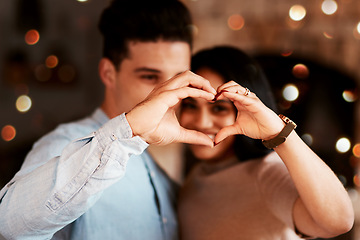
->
98;0;193;69
191;46;278;161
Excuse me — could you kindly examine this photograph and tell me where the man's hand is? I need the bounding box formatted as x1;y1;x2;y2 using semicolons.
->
126;71;216;147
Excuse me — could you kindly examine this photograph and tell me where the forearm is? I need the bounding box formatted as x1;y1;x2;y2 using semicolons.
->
0;114;148;239
275;131;354;236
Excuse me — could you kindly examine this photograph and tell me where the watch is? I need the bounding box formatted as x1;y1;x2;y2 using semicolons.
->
262;114;297;149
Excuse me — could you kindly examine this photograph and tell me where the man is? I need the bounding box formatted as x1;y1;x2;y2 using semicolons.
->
0;1;215;239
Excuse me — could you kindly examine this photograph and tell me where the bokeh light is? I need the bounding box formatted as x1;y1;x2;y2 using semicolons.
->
289;5;306;21
58;65;76;83
342;90;357;102
282;84;299;102
16;95;32;113
25;29;40;45
323;32;334;39
301;133;313;146
227;14;245;31
1;125;16;141
188;24;199;36
292;63;309;79
353;24;360;40
336;137;351;153
45;55;59;68
281;50;293;57
353;143;360;157
321;0;338;15
354;174;360;187
35;64;52;82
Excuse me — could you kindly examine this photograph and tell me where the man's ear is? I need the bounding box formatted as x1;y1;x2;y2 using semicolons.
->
99;58;117;88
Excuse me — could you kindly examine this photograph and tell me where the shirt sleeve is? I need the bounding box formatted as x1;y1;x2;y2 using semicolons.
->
0;113;148;239
256;153;299;231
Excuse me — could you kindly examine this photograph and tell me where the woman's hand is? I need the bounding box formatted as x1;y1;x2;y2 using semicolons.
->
126;70;216;147
214;81;285;145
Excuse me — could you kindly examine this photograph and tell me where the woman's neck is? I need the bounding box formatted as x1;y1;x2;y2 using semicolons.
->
201;151;238;175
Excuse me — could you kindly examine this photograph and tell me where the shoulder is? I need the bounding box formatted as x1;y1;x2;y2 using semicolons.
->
22;110;104;171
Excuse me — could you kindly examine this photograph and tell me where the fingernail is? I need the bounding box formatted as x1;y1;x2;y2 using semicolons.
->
213;90;228;101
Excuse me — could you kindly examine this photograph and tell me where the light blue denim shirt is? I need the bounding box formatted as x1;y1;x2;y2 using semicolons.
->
0;109;179;240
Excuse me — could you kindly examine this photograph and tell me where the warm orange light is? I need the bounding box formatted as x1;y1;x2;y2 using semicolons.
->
354;174;360;187
281;50;293;57
292;63;309;79
45;55;59;68
323;32;334;39
1;125;16;141
25;29;40;45
228;14;245;31
353;143;360;157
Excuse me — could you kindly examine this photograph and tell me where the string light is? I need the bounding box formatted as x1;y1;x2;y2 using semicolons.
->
227;14;245;31
302;133;313;146
25;29;40;45
336;137;351;153
16;95;32;113
45;55;59;68
289;5;306;21
353;143;360;157
342;90;357;102
1;125;16;142
292;63;309;79
282;84;299;102
321;0;338;15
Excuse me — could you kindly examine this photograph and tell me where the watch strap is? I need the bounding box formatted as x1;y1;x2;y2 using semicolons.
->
262;115;297;149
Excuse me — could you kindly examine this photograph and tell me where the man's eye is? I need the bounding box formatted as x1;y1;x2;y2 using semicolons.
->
140;75;159;81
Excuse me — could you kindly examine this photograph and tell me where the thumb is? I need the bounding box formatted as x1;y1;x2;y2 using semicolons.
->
178;128;214;147
214;125;240;145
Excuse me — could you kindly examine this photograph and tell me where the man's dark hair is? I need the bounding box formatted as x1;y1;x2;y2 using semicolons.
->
98;0;193;68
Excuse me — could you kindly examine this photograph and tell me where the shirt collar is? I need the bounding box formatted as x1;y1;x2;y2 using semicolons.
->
91;108;109;126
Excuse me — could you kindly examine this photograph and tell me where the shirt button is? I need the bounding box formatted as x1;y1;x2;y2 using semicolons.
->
110;133;117;141
150;171;156;178
162;217;167;224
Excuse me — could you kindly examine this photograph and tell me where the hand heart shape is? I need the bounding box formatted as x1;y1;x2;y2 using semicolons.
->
179;82;285;147
126;71;284;147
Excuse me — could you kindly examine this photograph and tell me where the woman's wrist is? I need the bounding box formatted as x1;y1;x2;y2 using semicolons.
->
262;115;297;149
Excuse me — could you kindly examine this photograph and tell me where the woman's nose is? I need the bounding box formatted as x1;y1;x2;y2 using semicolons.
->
195;109;214;129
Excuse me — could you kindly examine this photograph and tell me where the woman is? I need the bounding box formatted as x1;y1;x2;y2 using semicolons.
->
178;46;354;239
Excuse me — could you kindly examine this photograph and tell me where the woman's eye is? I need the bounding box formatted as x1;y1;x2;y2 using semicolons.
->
212;105;230;114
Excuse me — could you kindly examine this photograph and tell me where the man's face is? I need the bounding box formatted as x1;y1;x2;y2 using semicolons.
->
110;40;191;116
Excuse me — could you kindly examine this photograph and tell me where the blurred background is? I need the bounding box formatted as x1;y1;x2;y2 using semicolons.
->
0;0;359;239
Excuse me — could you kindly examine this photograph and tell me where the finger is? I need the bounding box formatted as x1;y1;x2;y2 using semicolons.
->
214;125;241;145
168;70;217;95
178;128;214;147
217;80;241;93
218;91;256;108
220;85;252;97
160;86;216;108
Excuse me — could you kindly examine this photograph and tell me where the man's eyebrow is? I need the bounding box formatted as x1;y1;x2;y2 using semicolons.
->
134;67;161;73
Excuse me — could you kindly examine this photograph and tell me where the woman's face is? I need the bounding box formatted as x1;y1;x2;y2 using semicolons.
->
180;68;237;161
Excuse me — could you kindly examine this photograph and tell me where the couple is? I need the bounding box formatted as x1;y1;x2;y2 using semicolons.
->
0;0;353;239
